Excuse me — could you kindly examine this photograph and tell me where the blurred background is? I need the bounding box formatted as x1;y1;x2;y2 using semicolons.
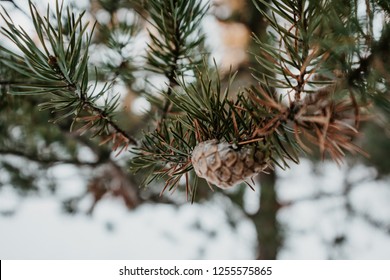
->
0;0;390;259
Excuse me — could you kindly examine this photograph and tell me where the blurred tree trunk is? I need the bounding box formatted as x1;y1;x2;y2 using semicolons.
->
254;171;280;259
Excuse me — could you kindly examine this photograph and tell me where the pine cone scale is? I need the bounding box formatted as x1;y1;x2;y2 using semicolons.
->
191;140;270;189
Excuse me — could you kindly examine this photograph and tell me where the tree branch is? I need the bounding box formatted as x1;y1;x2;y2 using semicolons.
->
0;148;102;167
0;0;29;16
351;209;390;234
81;99;138;146
279;170;390;235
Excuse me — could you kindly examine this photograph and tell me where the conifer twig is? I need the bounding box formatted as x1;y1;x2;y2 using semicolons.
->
0;0;137;150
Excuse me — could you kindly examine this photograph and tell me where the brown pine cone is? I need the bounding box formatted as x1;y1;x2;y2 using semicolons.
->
191;139;270;189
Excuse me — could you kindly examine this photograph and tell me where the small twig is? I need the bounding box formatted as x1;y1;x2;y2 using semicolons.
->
238;138;265;146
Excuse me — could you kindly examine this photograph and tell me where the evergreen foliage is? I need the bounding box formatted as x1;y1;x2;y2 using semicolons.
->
0;0;137;152
1;0;390;260
1;0;389;199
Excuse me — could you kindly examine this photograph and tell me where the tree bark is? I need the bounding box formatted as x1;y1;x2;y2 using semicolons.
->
253;171;280;260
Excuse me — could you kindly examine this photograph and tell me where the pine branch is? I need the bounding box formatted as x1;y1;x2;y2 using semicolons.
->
143;0;208;118
92;9;141;86
250;0;370;163
131;63;296;193
0;0;137;150
130;120;196;198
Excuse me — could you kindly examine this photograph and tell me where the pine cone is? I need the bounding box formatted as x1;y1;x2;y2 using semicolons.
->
191;140;270;189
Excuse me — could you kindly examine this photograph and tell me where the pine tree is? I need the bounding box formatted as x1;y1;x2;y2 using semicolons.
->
1;0;390;259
